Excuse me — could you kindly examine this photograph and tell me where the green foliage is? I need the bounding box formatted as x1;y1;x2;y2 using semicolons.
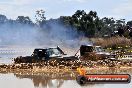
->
0;14;7;23
59;10;132;38
59;10;129;38
1;9;132;38
127;21;132;27
16;16;33;25
60;10;99;37
35;9;46;27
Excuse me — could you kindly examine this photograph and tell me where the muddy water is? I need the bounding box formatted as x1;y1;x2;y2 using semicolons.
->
0;72;131;88
0;48;132;88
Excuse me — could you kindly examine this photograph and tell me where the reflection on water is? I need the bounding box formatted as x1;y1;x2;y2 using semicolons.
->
14;68;132;88
16;74;65;88
0;67;132;88
0;72;98;88
14;71;76;88
0;72;131;88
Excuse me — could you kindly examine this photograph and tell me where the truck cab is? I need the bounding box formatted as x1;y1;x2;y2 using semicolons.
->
80;45;115;60
80;45;105;55
14;46;70;63
32;46;66;60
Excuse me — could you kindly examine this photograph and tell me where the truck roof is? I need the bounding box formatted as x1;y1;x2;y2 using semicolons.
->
34;47;59;50
81;45;101;47
81;45;93;47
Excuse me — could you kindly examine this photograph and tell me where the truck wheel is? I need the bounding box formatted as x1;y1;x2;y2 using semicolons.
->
76;76;87;85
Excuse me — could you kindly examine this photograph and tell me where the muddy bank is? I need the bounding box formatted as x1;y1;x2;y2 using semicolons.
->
0;59;132;70
1;66;132;82
0;62;132;88
0;60;132;76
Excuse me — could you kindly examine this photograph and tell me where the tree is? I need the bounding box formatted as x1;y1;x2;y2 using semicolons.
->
16;16;33;25
0;14;7;23
100;17;116;36
129;31;132;37
118;27;124;36
35;9;46;27
59;10;100;37
127;21;132;27
116;19;126;27
83;11;98;37
71;10;99;37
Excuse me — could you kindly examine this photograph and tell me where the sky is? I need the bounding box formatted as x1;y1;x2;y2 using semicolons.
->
0;0;132;22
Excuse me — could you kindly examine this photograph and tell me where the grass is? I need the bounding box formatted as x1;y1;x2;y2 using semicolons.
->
90;36;131;49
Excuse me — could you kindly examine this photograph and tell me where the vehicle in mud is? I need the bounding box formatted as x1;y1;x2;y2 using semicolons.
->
14;46;78;63
79;45;116;61
14;45;116;64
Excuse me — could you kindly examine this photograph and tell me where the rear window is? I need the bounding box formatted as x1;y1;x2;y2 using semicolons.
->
80;45;94;52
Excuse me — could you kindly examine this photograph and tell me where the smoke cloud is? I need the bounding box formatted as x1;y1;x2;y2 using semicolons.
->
0;19;91;49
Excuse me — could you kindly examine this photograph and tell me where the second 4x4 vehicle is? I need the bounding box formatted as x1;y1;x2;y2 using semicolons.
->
80;45;116;61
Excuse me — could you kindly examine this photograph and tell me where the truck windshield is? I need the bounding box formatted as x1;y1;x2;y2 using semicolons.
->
95;47;104;52
48;48;62;56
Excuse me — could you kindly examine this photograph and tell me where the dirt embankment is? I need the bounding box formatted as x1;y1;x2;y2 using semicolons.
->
0;59;132;74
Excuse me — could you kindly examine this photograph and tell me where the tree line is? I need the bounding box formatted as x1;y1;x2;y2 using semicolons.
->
1;10;132;38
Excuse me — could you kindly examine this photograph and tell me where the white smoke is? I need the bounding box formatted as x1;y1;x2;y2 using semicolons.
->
0;19;91;49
